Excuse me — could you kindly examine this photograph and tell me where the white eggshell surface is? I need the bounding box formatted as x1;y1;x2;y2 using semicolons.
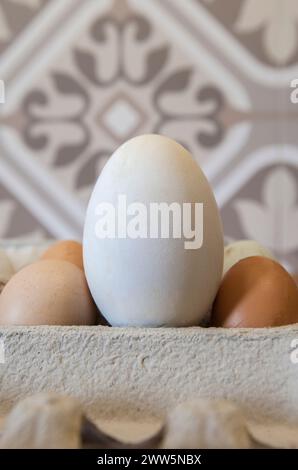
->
84;135;223;327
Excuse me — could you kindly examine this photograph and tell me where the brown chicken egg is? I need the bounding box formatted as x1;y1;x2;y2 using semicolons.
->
293;274;298;287
211;256;298;328
0;260;97;325
41;240;84;271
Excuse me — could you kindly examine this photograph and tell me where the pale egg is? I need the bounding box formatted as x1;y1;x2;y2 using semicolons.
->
84;134;223;327
223;240;274;276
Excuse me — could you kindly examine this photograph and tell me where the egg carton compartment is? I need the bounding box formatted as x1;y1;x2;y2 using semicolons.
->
0;241;298;440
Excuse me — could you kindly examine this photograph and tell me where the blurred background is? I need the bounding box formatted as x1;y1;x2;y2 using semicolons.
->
0;0;297;271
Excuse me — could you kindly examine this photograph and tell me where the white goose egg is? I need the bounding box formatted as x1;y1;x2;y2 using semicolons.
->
83;134;223;327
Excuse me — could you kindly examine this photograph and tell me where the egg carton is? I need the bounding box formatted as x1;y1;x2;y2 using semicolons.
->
0;241;298;444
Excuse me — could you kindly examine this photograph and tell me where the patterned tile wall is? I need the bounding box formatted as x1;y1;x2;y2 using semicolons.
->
0;0;297;271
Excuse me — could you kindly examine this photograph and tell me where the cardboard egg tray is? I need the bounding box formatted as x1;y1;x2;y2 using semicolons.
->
0;241;298;442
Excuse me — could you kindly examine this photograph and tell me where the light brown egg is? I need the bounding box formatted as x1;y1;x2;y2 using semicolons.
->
293;274;298;287
210;256;298;328
0;260;97;325
41;240;84;271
